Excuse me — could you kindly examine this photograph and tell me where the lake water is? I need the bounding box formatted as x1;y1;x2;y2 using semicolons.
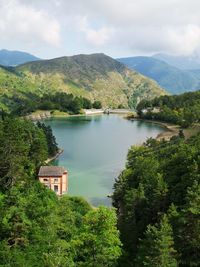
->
44;115;165;206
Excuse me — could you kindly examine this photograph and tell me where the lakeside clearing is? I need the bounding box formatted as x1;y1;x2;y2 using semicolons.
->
24;109;132;120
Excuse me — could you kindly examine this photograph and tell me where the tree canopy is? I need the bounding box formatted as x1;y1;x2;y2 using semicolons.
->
113;134;200;266
0;118;121;266
136;90;200;127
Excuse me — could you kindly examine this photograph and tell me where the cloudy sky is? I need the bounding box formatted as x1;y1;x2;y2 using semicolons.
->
1;0;200;59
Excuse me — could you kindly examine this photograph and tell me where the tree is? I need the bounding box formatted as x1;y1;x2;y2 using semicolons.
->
175;181;200;266
92;101;102;109
0;119;48;191
75;206;121;267
136;215;178;267
37;122;58;157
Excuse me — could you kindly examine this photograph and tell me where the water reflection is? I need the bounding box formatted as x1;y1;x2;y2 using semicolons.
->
45;115;165;206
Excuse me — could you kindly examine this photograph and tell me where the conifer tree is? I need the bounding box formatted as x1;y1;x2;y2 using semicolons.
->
136;214;177;267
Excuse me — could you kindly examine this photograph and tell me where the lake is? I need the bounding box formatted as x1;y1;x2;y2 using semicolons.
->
44;114;165;206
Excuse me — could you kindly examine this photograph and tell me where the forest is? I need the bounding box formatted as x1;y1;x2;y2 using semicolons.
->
1;96;200;266
113;134;200;266
0;118;121;267
6;92;102;116
136;90;200;127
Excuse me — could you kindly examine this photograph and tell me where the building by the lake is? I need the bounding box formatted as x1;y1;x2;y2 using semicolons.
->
38;166;68;196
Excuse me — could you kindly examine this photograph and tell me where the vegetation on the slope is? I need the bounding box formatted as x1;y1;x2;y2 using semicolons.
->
10;92;101;116
37;122;59;157
0;53;166;112
113;134;200;266
136;90;200;127
0;118;121;266
0;66;102;115
118;56;200;94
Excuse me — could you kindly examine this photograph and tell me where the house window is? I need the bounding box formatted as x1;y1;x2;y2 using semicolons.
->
43;178;49;182
54;178;59;183
54;185;58;193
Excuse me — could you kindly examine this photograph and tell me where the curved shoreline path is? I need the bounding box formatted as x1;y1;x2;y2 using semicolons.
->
44;114;165;206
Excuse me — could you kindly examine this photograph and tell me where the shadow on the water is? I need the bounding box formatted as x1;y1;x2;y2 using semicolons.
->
90;196;112;207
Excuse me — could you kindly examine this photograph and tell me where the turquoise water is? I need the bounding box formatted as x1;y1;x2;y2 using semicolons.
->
44;115;165;206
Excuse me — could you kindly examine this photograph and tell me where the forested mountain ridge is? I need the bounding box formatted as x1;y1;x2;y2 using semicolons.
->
0;49;40;66
16;53;166;108
0;53;166;113
117;56;200;94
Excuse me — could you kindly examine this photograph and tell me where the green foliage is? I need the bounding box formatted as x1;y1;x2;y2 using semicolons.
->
0;118;48;191
136;215;177;267
37;122;59;157
10;92;97;116
92;100;102;109
113;134;200;266
0;186;121;266
137;90;200;127
0;118;121;266
75;206;122;267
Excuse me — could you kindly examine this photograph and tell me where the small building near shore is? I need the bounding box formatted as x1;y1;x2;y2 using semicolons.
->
38;166;68;196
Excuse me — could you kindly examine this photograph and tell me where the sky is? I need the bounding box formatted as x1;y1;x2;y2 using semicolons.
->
1;0;200;59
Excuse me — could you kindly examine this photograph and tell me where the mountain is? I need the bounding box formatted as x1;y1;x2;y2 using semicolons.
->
117;56;200;94
153;53;200;70
0;49;40;66
3;53;165;110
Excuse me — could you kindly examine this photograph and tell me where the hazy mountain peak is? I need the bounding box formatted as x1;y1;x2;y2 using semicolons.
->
11;52;166;109
0;49;40;66
118;56;200;94
153;53;200;70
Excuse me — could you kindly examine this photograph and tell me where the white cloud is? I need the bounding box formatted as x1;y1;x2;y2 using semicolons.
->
1;0;200;57
0;0;61;47
76;16;115;46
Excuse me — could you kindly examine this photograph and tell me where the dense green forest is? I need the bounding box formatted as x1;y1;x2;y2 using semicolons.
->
136;90;200;127
0;118;121;266
113;134;200;266
2;92;102;116
1;95;200;266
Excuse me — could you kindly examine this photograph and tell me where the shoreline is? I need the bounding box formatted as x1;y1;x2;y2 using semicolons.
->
130;118;180;141
46;113;181;141
45;149;64;164
25;109;132;120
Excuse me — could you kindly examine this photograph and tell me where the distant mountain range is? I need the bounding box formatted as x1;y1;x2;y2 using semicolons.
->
117;56;200;94
0;53;166;112
0;49;40;66
153;53;200;70
1;49;200;96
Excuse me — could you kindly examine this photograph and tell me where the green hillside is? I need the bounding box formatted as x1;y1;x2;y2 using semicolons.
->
0;53;166;113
